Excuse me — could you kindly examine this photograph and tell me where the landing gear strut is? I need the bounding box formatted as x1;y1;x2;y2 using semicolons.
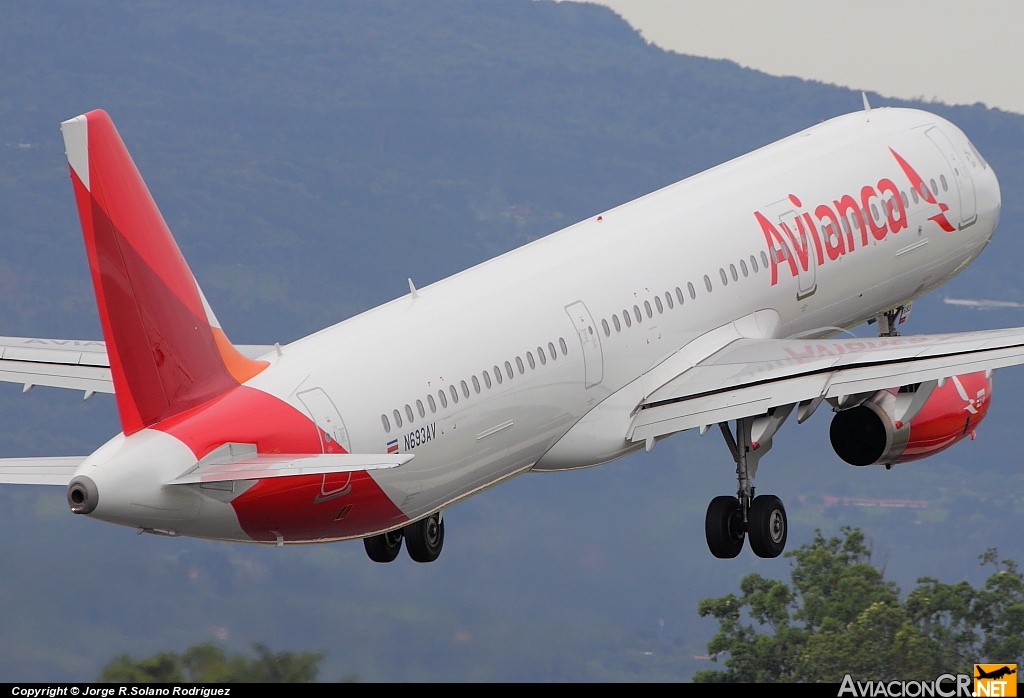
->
705;413;789;559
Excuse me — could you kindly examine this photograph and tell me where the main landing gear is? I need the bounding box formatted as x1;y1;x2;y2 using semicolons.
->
363;510;445;563
705;414;790;559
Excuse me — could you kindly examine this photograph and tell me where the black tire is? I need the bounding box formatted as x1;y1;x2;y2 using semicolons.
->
748;495;787;558
705;496;745;559
405;512;445;563
363;529;404;563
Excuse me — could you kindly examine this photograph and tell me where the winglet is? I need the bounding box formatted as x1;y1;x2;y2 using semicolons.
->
862;92;872;111
60;110;267;435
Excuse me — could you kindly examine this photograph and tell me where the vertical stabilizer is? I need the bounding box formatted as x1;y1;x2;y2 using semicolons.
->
61;110;267;435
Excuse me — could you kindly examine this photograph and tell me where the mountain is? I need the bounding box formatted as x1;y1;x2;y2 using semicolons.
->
0;0;1021;681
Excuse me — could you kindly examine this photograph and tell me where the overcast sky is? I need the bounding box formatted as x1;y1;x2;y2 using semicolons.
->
581;0;1024;114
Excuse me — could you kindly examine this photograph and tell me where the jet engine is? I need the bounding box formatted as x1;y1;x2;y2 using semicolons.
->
829;371;991;466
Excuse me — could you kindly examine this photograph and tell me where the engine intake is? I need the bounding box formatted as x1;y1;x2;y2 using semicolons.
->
829;372;991;467
830;391;908;466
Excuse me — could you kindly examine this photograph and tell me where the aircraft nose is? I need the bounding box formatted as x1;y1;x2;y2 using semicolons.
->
67;475;99;514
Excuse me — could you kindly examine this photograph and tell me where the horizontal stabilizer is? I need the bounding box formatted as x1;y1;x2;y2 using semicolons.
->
168;443;414;485
0;457;86;486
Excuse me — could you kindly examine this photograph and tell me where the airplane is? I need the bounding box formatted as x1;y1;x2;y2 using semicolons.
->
975;666;1017;681
1;102;1022;563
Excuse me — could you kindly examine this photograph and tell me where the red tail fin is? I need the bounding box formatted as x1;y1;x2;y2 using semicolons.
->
61;110;267;435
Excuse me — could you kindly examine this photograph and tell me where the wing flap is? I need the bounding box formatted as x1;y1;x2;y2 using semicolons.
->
0;361;113;394
630;328;1024;442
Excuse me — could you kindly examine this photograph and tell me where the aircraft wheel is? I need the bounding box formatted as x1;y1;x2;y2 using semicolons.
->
405;511;445;563
363;529;404;563
748;495;787;558
705;496;745;559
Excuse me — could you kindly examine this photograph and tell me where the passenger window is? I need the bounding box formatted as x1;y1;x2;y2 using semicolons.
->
730;264;738;281
623;310;632;328
494;365;503;384
548;342;557;359
644;300;652;318
750;255;758;273
505;361;514;379
719;268;728;286
461;380;470;398
405;404;414;422
613;314;621;332
416;399;425;418
559;337;568;355
393;409;403;428
471;375;480;393
527;351;536;370
483;370;492;389
537;347;547;365
382;414;391;433
428;394;437;412
740;259;748;277
633;305;641;323
439;390;448;408
665;291;674;309
450;385;459;404
675;287;684;305
601;319;610;337
704;275;713;292
516;356;525;374
655;296;663;313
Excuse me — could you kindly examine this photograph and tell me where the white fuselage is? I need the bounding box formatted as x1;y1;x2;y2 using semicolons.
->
77;107;1002;542
251;108;998;527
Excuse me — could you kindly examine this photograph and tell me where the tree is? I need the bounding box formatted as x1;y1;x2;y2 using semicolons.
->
694;527;1024;682
99;642;332;683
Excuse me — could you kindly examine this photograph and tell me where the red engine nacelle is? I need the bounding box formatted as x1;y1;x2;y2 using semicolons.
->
829;371;991;466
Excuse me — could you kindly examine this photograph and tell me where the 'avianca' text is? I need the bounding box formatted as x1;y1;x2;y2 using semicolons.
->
757;149;955;286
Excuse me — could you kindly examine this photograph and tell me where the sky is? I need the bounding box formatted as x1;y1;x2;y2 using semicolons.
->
582;0;1024;115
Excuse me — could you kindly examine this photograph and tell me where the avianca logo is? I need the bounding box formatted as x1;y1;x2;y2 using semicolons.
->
757;149;955;286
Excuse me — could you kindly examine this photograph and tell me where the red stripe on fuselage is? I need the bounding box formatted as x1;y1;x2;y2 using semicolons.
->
154;385;406;542
230;473;407;542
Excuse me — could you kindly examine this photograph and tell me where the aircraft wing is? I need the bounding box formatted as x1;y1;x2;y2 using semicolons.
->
0;336;112;395
629;327;1024;444
0;337;273;396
